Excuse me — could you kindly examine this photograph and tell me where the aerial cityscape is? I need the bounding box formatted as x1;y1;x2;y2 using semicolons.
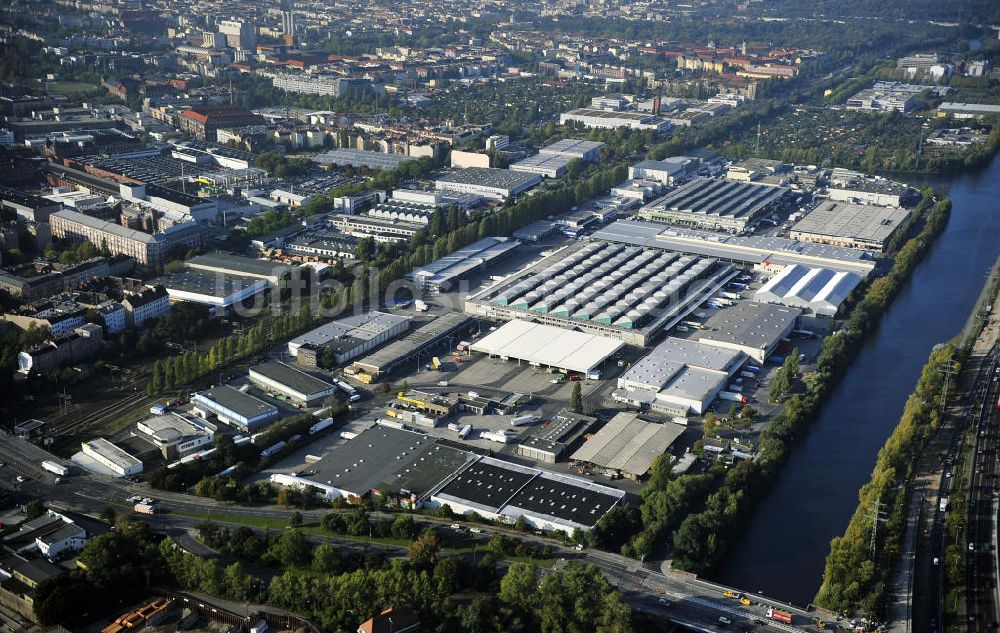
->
0;0;999;631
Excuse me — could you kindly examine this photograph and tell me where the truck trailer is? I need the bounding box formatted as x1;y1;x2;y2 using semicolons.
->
41;461;69;477
767;608;793;624
718;391;749;404
133;503;156;515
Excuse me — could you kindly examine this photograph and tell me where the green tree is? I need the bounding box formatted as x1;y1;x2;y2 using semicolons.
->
408;528;441;569
267;529;311;568
499;562;537;607
570;382;583;413
289;510;303;528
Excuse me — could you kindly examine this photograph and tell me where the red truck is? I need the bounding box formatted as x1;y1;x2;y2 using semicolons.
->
767;608;793;624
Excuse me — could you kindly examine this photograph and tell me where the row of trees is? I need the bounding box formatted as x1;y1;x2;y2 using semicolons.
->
815;343;957;615
148;306;313;395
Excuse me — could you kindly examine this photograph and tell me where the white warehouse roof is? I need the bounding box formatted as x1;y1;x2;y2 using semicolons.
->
470;320;624;374
753;264;861;317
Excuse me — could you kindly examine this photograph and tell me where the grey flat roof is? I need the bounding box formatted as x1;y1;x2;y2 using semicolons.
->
155;269;265;298
621;336;744;391
187;252;296;278
83;437;142;469
563;108;662;122
518;411;595;455
435;167;541;190
249;361;334;396
290;311;410;350
791;200;911;244
307;425;466;496
196;385;278;419
538;138;605;158
570;411;684;476
697;302;800;351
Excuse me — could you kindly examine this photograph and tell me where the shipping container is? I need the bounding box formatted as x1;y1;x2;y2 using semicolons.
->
432;357;442;370
744;365;762;374
769;355;786;364
740;371;758;379
458;424;473;439
721;291;741;300
511;415;537;426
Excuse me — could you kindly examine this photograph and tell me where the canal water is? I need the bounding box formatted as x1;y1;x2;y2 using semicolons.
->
714;155;1000;606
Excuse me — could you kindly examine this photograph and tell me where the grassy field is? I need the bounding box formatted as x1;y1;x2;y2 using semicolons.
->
45;81;100;97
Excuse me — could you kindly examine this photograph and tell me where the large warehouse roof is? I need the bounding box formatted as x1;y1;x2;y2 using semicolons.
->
753;264;861;317
249;361;334;397
194;385;278;420
467;240;736;344
697;302;801;352
570;412;684;478
353;311;471;376
790;200;911;248
640;177;787;223
470;320;624;374
407;236;519;290
289;311;411;356
592;220;875;275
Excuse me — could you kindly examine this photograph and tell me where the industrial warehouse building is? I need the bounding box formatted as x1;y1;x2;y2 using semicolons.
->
192;385;281;430
427;456;626;534
155;269;269;310
311;148;417;171
789;201;912;251
509;153;575;178
465;240;737;346
350;311;472;379
559;108;672;131
696;302;801;363
288;311;411;367
753;264;862;317
185;252;297;287
515;410;595;463
637;177;789;232
269;424;474;502
570;412;686;480
267;423;625;533
537;138;605;161
434;168;541;200
407;237;519;292
249;361;338;407
614;337;745;414
470;320;624;376
79;438;143;477
509;138;605;178
592;220;876;276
